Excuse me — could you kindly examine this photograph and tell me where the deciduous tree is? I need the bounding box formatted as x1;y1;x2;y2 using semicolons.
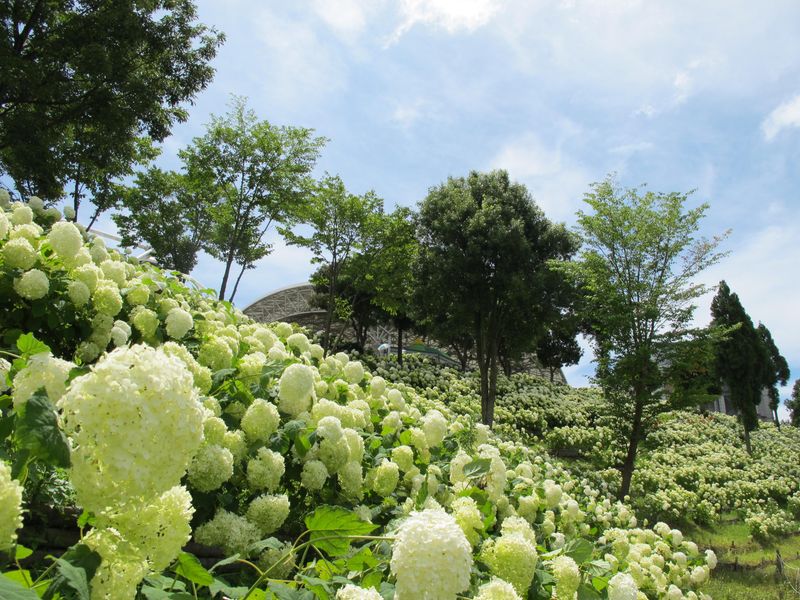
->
0;0;223;215
414;170;576;426
572;176;727;498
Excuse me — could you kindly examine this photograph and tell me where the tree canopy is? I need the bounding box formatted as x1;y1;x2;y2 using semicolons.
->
571;176;727;498
414;170;577;426
0;0;224;215
183;97;326;301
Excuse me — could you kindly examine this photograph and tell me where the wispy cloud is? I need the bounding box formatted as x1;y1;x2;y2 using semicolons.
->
762;93;800;140
488;134;592;222
388;0;501;44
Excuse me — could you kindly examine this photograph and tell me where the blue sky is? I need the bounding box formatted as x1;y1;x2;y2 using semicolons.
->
93;0;800;408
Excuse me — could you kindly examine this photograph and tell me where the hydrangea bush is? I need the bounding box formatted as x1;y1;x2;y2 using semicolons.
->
0;194;718;599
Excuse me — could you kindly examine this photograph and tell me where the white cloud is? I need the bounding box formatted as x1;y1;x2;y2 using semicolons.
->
311;0;369;40
391;99;427;128
251;7;346;111
697;220;800;372
488;134;592;222
762;94;800;141
389;0;501;43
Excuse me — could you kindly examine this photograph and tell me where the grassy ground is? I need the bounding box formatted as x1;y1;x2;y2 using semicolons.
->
683;516;800;598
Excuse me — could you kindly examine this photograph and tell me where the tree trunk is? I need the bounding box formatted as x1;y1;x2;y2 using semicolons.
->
228;262;249;303
549;367;556;383
487;336;499;427
397;326;403;367
619;399;644;500
323;270;337;352
476;323;491;426
743;424;752;455
773;408;781;429
218;248;236;300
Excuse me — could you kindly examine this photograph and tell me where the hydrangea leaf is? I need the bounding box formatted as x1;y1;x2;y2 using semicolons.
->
462;458;491;479
174;552;214;586
14;392;70;469
42;543;101;600
16;332;50;356
304;506;377;557
563;538;594;565
0;575;40;600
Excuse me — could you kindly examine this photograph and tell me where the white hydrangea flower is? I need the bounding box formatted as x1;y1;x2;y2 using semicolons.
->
14;268;49;299
188;444;234;492
195;509;261;555
47;221;83;258
246;493;290;535
373;459;400;497
390;508;473;600
481;533;538;597
0;460;24;551
100;258;127;287
301;459;328;491
343;360;365;384
0;209;8;239
96;485;194;572
335;584;382;600
3;237;37;269
391;445;415;472
12;352;74;408
475;577;522;600
543;479;562;508
369;375;386;397
421;409;448;447
241;398;281;443
278;363;315;416
131;307;159;338
11;203;33;225
607;572;638;600
63;205;76;220
58;345;204;512
705;549;717;570
166;307;193;339
286;332;311;353
551;555;580;599
247;447;285;492
317;415;344;441
92;280;123;316
67;280;90;307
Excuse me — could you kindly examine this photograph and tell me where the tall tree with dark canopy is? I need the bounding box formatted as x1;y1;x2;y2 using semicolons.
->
757;322;790;426
185;97;326;301
0;0;224;214
414;170;577;426
787;380;800;427
572;177;727;499
710;283;771;453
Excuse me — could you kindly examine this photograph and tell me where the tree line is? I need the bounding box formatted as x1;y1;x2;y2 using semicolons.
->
1;0;796;503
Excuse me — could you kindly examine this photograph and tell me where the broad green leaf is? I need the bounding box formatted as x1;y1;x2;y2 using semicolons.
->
346;547;378;571
378;582;395;600
563;538;593;565
584;559;611;578
304;506;377;557
42;544;101;600
16;333;50;356
15;545;33;560
209;578;249;599
141;588;194;600
267;582;301;600
14;393;71;469
296;575;330;600
591;576;608;592
0;575;40;600
577;583;602;600
462;458;491;479
174;552;214;586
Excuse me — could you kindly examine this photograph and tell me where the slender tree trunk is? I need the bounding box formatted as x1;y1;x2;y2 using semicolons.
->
619;399;644;500
229;262;249;303
743;424;752;454
397;325;403;366
86;206;102;231
71;177;81;222
549;367;556;383
219;247;236;300
476;324;491;426
487;335;499;427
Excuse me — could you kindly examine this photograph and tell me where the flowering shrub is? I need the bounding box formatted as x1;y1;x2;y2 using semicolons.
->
0;195;719;599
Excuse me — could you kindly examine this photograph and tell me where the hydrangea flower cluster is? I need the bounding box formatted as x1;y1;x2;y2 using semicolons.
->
0;459;24;551
390;508;473;599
